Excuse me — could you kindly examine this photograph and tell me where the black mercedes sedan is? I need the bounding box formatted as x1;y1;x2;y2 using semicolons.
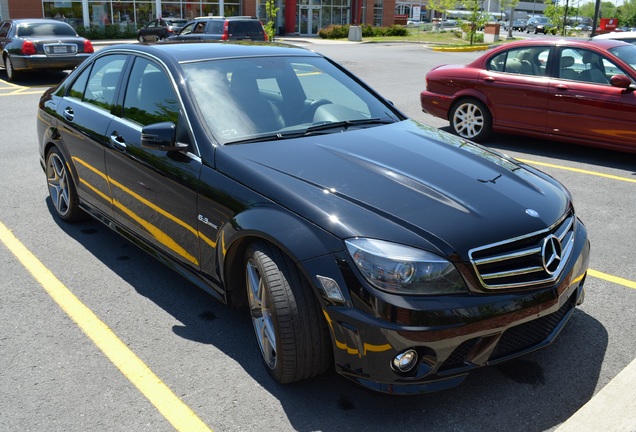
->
37;41;590;394
0;18;93;81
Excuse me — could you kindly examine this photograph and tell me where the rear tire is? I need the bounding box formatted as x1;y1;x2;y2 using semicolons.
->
138;35;145;43
245;242;332;384
4;55;19;82
449;98;492;142
45;147;85;222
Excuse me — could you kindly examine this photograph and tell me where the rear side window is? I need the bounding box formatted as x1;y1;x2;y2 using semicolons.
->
0;22;10;38
73;55;127;111
208;21;224;34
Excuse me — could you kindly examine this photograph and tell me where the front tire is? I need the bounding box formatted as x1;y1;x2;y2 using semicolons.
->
138;35;145;43
46;147;85;222
449;98;492;142
245;242;332;384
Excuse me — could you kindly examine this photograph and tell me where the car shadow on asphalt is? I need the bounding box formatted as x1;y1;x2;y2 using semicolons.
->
481;132;636;175
45;195;610;432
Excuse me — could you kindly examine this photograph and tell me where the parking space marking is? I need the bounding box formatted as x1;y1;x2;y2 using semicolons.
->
0;80;50;95
517;159;636;184
588;269;636;290
0;221;213;432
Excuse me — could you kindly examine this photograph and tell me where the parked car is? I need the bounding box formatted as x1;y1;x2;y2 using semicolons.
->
505;19;527;31
38;41;590;394
526;17;556;34
574;24;592;32
168;16;267;41
421;38;636;152
0;18;93;81
137;17;187;42
594;30;636;45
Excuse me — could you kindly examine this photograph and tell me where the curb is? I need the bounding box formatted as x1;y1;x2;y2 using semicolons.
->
554;356;636;431
431;45;490;52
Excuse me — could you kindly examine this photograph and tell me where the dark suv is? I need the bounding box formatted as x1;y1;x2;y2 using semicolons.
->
168;16;267;41
138;18;188;42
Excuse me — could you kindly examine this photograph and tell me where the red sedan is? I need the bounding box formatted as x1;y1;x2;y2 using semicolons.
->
420;39;636;152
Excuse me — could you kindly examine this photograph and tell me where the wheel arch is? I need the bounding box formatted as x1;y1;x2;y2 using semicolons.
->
447;91;491;120
218;205;344;309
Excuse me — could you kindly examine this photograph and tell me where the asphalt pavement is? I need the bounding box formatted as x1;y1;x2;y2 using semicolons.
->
84;35;636;432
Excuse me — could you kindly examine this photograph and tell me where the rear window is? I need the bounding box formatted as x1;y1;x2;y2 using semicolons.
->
228;21;263;36
17;22;77;37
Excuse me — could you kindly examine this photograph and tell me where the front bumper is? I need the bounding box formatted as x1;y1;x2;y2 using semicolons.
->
320;221;590;394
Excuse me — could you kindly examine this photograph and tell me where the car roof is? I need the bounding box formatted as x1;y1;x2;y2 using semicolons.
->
594;31;636;40
191;16;259;21
488;37;631;51
103;41;318;64
7;18;73;25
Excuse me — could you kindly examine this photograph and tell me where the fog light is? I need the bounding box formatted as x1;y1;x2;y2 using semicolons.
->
393;349;418;372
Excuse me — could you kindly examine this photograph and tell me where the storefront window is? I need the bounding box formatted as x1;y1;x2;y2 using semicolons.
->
43;1;84;28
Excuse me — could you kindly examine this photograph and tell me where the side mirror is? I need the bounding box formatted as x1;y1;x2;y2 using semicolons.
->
609;74;635;91
141;122;187;152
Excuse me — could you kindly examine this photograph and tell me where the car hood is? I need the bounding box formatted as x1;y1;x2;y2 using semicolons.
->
216;120;570;258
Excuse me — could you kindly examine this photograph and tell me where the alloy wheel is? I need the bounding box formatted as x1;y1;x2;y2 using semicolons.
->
246;258;277;370
46;152;71;217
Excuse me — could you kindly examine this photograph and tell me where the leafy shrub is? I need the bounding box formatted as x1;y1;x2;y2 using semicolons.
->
318;24;408;39
318;25;350;39
77;24;138;40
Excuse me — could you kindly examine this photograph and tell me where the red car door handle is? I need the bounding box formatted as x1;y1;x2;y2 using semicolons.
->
555;84;569;90
484;76;495;82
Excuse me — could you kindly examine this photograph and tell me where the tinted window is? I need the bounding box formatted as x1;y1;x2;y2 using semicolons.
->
82;55;127;110
17;22;77;37
208;21;224;34
123;57;179;126
0;22;10;38
228;21;263;37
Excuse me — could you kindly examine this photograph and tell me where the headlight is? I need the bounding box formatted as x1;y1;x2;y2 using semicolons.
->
345;238;467;295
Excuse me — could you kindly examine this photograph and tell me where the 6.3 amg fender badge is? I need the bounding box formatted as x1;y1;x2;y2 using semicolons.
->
542;235;562;274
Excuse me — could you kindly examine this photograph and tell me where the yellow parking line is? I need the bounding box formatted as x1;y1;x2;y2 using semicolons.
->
517;159;636;184
588;269;636;290
0;221;212;432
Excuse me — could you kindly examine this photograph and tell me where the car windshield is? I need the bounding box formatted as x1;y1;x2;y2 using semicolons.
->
17;22;77;37
183;56;402;144
609;44;636;72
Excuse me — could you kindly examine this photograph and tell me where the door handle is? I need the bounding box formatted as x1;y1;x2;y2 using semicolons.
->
483;76;495;82
555;84;569;90
63;107;74;121
110;132;127;151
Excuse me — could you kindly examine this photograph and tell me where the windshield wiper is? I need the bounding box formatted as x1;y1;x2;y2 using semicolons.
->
224;131;306;145
224;118;397;145
304;118;396;134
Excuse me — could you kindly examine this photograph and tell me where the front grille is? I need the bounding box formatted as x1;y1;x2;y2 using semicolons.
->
439;292;576;371
491;291;576;359
469;211;575;290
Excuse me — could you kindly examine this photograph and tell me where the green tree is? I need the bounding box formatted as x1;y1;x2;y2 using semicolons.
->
460;0;486;44
499;0;520;38
427;0;457;29
264;0;279;41
543;0;565;34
